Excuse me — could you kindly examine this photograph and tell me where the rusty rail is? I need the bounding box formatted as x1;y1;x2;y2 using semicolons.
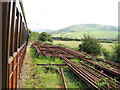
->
63;58;120;89
32;41;120;89
60;66;67;89
78;57;120;77
32;41;120;77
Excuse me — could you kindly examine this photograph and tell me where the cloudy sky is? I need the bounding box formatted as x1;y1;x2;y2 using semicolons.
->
23;0;119;31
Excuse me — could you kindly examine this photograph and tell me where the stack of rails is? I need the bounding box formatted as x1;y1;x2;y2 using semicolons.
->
94;57;120;68
77;57;120;77
32;41;120;76
32;42;75;58
32;41;120;89
57;46;120;77
32;41;120;77
63;58;120;89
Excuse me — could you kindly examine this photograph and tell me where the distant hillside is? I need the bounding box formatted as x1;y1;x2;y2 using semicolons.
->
51;24;118;39
33;29;54;33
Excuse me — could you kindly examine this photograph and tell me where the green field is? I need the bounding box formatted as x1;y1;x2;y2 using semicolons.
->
53;40;81;48
53;40;114;51
51;24;118;39
52;31;118;39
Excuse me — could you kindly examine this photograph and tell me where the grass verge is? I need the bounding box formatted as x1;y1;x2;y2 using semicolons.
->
22;47;63;88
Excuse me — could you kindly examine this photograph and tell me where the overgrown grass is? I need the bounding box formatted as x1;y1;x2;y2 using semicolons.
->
33;66;62;88
34;55;64;64
70;58;86;63
22;65;63;88
22;47;63;88
44;41;53;44
63;67;89;89
28;47;90;88
30;47;64;64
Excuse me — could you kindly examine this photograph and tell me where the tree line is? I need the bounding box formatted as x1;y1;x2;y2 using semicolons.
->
28;30;53;42
52;36;118;43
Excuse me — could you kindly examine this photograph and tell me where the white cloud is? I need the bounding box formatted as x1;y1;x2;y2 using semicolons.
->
23;0;119;31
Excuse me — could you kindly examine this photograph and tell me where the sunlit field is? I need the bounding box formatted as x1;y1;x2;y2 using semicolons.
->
53;40;81;48
53;40;114;51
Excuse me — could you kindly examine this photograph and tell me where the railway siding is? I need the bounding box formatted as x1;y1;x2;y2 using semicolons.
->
32;41;120;89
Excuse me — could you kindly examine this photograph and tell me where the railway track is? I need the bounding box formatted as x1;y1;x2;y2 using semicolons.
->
63;58;120;89
32;41;120;89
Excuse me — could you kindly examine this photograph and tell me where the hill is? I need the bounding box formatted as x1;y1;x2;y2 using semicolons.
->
33;29;54;33
51;24;118;39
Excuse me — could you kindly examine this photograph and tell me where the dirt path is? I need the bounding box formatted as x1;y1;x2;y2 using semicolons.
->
18;43;34;88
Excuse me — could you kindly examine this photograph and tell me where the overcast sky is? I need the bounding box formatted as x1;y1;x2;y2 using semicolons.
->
23;0;119;31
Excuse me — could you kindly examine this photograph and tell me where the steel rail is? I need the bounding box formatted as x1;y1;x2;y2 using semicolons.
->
32;41;120;89
60;66;67;89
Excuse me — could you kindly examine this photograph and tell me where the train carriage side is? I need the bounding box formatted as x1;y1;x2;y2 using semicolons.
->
2;0;28;88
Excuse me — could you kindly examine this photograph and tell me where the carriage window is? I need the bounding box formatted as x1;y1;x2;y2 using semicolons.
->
20;22;23;46
14;8;19;52
21;22;24;45
19;14;22;47
17;14;22;48
24;25;27;44
9;2;16;56
20;21;27;45
22;23;25;45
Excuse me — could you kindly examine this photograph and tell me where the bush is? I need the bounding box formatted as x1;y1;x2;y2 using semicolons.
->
29;32;40;41
79;34;101;56
102;48;110;60
110;43;120;63
102;43;120;63
39;32;53;42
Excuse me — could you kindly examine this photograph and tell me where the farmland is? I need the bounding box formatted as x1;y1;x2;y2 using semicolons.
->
53;40;114;51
